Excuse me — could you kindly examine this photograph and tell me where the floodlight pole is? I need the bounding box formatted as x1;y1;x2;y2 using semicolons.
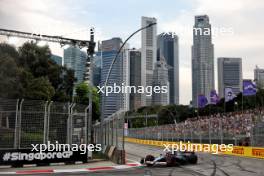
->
99;22;157;147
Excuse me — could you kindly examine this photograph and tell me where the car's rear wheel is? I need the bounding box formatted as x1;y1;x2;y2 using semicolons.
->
166;156;176;167
189;155;198;164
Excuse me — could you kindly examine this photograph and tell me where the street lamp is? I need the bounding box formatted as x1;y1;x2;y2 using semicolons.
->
100;22;157;146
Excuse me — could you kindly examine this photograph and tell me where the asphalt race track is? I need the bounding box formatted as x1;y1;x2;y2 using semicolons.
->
5;142;264;176
124;142;264;176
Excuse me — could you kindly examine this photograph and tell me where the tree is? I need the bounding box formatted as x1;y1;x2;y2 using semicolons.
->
0;53;22;98
0;42;75;101
24;77;55;101
17;42;75;101
75;82;100;121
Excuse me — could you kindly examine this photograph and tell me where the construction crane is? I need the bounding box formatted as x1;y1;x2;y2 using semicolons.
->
0;27;95;144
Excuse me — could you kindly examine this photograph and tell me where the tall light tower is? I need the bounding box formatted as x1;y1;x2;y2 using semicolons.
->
100;22;157;146
84;27;95;144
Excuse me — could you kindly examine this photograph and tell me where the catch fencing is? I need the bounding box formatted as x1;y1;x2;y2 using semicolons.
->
93;110;125;150
127;110;264;147
0;98;91;149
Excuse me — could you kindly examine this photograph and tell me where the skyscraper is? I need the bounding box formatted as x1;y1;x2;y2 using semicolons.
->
50;54;62;66
254;65;264;89
100;38;128;118
121;46;130;112
93;52;102;87
192;15;214;107
152;56;169;105
157;33;179;104
218;57;242;98
141;16;157;106
129;49;141;110
64;46;87;84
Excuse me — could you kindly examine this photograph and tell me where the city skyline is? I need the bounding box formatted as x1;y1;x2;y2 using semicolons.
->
0;0;263;105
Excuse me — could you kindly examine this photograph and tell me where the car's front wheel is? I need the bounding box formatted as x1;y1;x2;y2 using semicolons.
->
145;155;155;167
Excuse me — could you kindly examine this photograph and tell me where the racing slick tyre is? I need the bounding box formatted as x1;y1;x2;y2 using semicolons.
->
166;155;177;167
140;158;145;164
189;154;198;164
145;155;155;167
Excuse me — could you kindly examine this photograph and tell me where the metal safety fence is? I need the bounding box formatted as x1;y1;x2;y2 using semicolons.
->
127;109;264;147
93;110;125;150
0;98;91;149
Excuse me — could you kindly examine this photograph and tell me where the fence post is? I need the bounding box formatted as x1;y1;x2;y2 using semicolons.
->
220;118;223;144
104;122;107;146
84;105;89;145
14;99;20;149
199;125;202;144
183;128;186;142
43;101;49;144
67;103;75;145
122;112;125;150
191;130;193;143
106;120;109;146
110;119;113;146
250;123;254;146
67;103;71;144
209;118;212;144
17;99;24;149
116;115;118;148
47;101;52;143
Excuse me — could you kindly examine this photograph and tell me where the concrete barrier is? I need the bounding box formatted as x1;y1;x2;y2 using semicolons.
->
103;146;126;164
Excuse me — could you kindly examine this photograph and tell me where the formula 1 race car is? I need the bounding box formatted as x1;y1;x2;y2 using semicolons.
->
140;151;198;167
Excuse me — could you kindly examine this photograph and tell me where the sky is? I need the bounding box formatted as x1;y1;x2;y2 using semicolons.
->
0;0;264;105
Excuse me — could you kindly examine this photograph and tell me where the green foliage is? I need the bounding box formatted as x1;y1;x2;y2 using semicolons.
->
0;52;22;98
24;77;55;101
75;82;100;121
0;42;75;101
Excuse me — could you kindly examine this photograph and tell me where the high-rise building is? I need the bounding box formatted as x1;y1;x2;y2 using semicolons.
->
50;54;62;66
254;66;264;89
64;46;87;84
129;49;141;110
93;52;102;87
152;56;169;105
121;46;130;112
141;16;157;106
192;15;214;107
218;57;242;98
100;38;128;118
157;33;179;104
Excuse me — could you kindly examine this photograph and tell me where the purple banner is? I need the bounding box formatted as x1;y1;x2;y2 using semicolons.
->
210;90;219;104
198;95;208;108
225;87;236;102
243;80;257;96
